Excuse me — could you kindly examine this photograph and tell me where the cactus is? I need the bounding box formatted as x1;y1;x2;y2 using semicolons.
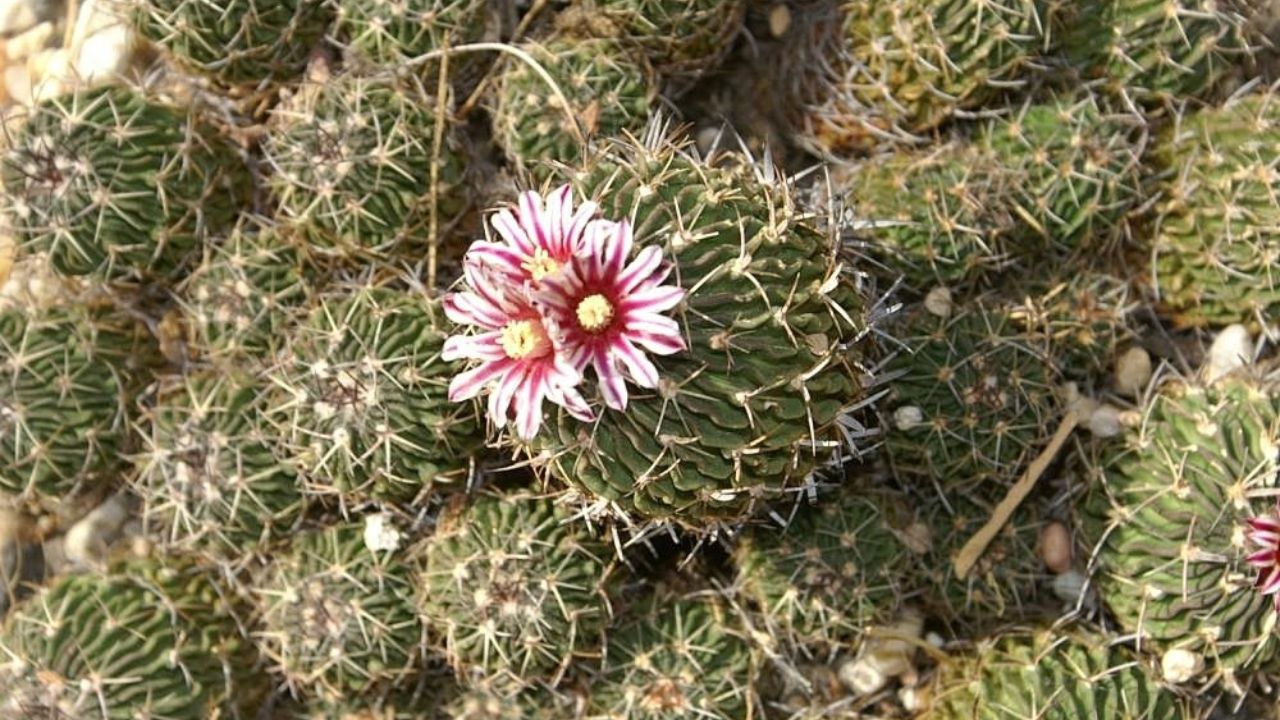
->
258;522;424;702
910;490;1049;629
445;678;577;719
1003;269;1138;382
785;0;1046;157
334;0;489;78
929;627;1187;719
586;593;754;720
417;492;616;681
1079;377;1280;681
132;0;334;89
489;36;654;180
132;370;303;557
0;558;263;719
1148;91;1280;328
0;305;157;502
883;300;1059;494
734;485;913;649
262;285;482;504
177;218;313;365
0;86;251;282
266;73;469;260
979;97;1145;252
529;137;871;527
844;143;1014;290
568;0;747;92
1049;0;1251;106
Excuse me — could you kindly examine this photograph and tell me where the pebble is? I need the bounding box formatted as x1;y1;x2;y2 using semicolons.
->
923;286;952;318
5;20;52;61
1160;648;1204;684
1203;324;1254;384
1113;346;1152;399
1038;520;1072;574
0;0;39;36
61;492;132;570
839;609;923;696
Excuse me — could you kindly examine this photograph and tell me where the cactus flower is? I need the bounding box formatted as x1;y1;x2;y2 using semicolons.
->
1246;508;1280;610
442;261;593;440
537;218;686;410
466;184;599;286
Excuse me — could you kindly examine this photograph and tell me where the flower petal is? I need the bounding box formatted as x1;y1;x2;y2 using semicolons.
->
613;336;661;389
448;358;512;401
594;352;628;411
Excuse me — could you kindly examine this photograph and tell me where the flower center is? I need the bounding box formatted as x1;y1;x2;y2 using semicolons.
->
521;249;561;282
576;294;614;333
499;319;551;359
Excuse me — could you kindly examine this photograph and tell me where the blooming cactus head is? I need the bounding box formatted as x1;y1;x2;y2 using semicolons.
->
442;185;687;440
1247;506;1280;611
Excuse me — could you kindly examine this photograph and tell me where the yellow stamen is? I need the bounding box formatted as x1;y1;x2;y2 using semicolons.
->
576;294;615;333
521;248;561;282
499;320;551;359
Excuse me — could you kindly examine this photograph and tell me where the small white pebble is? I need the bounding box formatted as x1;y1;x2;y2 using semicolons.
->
893;405;924;431
899;685;925;712
923;286;953;318
1113;346;1152;399
767;3;791;37
363;512;402;552
1087;403;1124;438
1203;324;1254;383
1052;569;1087;604
1160;648;1204;684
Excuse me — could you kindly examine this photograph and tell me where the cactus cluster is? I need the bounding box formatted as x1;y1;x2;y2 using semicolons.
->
266;73;469;260
534;137;872;526
1080;377;1280;682
132;0;334;89
263;286;483;504
0;306;156;502
3;0;1280;717
0;86;250;282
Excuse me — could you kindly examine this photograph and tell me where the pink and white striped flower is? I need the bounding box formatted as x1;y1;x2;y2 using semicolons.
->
1246;505;1280;610
442;260;594;440
536;218;686;411
465;184;599;286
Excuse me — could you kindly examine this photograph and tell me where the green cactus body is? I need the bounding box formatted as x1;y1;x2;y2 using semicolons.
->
884;302;1059;494
444;678;577;719
734;488;912;649
0;559;262;719
912;491;1047;628
930;628;1187;719
1080;378;1280;680
132;0;334;88
133;370;303;556
534;140;869;526
178;220;313;364
1149;92;1280;327
1003;269;1137;382
264;286;482;503
1051;0;1249;106
259;523;423;702
0;86;250;282
0;306;157;502
490;37;654;180
573;0;747;90
792;0;1044;157
980;98;1145;251
847;143;1013;289
266;74;468;260
417;492;615;680
586;594;754;720
335;0;489;76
